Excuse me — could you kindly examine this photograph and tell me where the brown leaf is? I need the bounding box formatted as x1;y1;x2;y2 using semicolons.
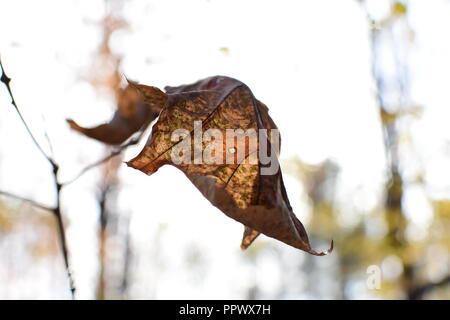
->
241;226;260;250
126;76;332;255
67;85;164;145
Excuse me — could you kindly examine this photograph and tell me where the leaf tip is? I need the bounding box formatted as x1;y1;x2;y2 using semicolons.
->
125;76;138;87
308;239;334;256
124;160;134;168
240;227;260;250
240;239;254;250
66;119;82;131
124;158;143;171
326;239;334;254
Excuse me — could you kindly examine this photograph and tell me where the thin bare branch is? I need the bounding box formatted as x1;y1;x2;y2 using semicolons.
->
0;57;55;165
0;56;75;299
0;190;54;212
41;115;56;159
62;132;144;186
52;164;75;298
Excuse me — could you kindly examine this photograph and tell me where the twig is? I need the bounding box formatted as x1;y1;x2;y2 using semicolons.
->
0;57;75;299
0;57;54;163
52;164;75;297
0;190;54;212
42;115;56;159
62;132;143;186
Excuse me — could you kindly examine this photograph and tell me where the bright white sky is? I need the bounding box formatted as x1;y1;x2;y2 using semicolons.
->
1;0;450;299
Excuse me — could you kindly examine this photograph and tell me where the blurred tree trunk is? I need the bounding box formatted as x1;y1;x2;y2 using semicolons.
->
91;2;129;300
366;1;418;299
96;155;121;299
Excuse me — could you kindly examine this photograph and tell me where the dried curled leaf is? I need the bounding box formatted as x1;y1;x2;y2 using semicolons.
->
67;85;163;145
241;226;260;250
127;76;332;255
